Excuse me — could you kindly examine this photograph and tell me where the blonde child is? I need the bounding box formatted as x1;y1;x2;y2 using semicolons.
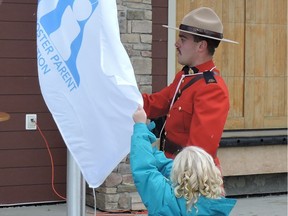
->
130;106;236;215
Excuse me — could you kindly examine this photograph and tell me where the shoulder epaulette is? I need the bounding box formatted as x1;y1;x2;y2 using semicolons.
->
203;71;217;84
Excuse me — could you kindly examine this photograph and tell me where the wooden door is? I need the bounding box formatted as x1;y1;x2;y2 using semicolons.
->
244;0;287;129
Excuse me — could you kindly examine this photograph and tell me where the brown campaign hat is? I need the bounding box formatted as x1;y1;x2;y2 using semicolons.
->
163;7;238;44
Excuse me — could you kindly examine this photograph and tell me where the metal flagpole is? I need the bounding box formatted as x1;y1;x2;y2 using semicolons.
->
67;150;86;216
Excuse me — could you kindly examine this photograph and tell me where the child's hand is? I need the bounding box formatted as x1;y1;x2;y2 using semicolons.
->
133;105;147;123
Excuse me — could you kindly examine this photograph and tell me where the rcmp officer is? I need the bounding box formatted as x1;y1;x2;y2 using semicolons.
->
142;7;238;168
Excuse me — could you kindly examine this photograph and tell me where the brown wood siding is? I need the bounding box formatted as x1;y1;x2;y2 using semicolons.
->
0;1;67;205
152;0;168;93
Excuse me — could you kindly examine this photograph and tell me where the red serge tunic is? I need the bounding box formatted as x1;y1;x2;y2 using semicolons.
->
143;60;229;167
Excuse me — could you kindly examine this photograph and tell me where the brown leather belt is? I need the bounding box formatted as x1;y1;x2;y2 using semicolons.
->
161;138;184;156
161;138;218;159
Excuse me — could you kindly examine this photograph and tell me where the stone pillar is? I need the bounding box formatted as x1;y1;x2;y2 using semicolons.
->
118;0;153;94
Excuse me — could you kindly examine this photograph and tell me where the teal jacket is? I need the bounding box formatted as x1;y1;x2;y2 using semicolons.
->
130;123;236;216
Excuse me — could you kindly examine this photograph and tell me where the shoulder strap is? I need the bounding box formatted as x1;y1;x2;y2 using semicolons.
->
203;71;217;84
174;71;218;104
174;74;203;103
182;74;204;92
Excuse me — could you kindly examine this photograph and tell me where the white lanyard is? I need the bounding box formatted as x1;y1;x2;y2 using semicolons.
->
169;73;202;109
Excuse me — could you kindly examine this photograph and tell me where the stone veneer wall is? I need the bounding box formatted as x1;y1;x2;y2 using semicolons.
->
119;0;153;94
86;0;152;212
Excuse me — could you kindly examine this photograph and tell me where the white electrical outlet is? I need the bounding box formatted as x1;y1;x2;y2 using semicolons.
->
25;114;37;130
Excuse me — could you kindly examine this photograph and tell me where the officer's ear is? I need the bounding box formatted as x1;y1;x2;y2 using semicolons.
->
198;40;208;50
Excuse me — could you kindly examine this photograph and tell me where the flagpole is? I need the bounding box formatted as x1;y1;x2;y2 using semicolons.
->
67;150;86;216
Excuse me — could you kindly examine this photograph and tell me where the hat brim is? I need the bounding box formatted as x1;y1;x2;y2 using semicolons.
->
162;25;239;44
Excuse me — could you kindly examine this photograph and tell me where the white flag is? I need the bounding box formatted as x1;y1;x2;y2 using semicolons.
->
36;0;142;188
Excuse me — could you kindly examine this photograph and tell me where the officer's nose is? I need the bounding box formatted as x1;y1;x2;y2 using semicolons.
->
175;38;181;48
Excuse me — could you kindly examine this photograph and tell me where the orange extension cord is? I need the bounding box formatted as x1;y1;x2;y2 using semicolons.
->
35;121;66;200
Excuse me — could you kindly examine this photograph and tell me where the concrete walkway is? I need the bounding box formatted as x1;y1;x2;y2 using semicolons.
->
0;194;286;216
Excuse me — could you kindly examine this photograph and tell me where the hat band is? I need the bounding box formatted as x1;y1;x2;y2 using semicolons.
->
179;24;223;39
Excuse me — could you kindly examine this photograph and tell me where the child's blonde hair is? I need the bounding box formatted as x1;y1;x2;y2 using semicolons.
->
170;146;224;212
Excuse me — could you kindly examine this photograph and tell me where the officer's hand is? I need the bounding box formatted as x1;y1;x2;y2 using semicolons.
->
133;105;147;123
